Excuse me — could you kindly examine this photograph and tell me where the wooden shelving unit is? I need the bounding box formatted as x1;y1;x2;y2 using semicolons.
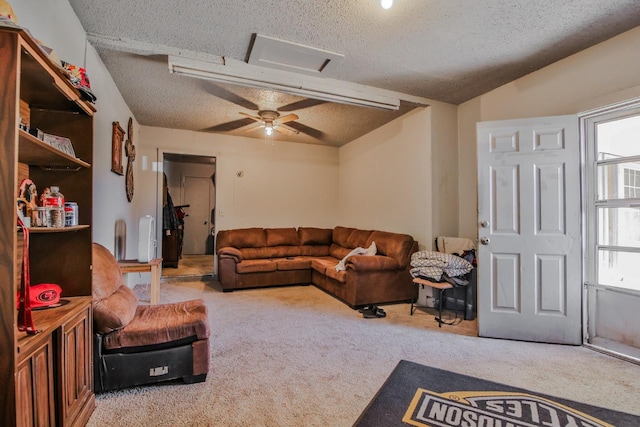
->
1;26;96;426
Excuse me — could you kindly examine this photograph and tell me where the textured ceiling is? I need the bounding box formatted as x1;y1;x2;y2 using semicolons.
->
67;0;640;147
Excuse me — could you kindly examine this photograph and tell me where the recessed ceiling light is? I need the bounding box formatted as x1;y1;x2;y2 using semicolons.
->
381;0;393;9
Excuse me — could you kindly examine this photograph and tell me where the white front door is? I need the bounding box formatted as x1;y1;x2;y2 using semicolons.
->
477;115;582;344
182;176;213;255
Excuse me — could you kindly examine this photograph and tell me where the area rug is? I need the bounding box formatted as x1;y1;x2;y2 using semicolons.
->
354;360;640;427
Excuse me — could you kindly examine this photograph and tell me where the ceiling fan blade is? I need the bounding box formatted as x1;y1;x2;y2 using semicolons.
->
275;123;300;135
285;121;325;140
204;117;257;133
278;98;327;112
239;111;262;121
203;82;260;111
243;122;264;132
276;114;299;125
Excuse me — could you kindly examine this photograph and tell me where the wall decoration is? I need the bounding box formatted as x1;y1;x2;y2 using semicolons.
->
111;121;124;175
125;117;135;202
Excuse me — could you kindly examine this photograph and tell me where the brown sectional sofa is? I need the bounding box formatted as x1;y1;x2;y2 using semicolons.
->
216;226;418;308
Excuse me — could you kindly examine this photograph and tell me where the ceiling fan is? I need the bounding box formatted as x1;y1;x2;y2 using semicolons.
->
239;110;299;136
202;83;327;140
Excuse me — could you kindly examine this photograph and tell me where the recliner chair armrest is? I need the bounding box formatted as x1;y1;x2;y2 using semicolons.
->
347;255;399;271
217;247;243;263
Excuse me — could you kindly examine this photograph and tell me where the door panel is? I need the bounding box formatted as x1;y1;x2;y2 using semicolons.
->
491;165;519;234
537;164;565;234
182;176;212;255
477;115;581;344
492;253;520;312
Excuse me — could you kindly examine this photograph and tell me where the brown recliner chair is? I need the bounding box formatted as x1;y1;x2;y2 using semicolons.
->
91;243;210;392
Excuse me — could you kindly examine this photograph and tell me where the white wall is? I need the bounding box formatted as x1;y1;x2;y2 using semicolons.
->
339;107;441;249
138;127;340;252
458;26;640;239
429;101;459;241
13;0;139;255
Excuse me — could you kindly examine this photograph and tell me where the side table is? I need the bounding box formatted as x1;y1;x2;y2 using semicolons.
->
117;258;163;304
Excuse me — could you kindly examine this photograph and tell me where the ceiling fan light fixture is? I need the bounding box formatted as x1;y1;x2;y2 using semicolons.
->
381;0;393;9
265;124;273;136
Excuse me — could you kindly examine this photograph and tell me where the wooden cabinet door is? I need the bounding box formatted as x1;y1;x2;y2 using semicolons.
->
57;305;94;427
16;337;55;427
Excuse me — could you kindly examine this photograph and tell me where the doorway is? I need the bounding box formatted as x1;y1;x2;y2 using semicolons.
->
476;115;582;345
161;153;216;279
476;102;640;361
582;98;640;362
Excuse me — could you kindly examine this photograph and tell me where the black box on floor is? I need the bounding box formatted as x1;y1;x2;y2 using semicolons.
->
435;268;477;320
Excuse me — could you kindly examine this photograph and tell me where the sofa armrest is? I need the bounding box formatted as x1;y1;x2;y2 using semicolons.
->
347;255;399;271
217;247;243;263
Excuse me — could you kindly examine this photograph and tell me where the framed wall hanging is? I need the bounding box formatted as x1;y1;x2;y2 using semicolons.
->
111;121;124;175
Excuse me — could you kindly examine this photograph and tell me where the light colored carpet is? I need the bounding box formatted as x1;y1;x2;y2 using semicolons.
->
87;280;640;427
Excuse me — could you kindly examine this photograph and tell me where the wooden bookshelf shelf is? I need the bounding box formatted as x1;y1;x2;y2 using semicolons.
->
18;129;90;169
27;225;90;234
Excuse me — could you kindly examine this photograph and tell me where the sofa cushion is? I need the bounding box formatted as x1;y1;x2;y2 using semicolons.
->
273;257;312;271
367;231;415;269
92;242;125;301
217;228;266;249
332;226;356;247
299;245;331;257
329;243;351;260
325;266;347;283
93;285;138;334
347;229;373;248
236;259;278;274
299;227;333;245
92;243;138;333
239;247;271;260
102;299;210;350
266;246;302;258
311;257;338;274
266;227;299;246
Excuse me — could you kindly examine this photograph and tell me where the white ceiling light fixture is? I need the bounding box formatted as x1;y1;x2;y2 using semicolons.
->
381;0;393;9
168;55;430;111
239;110;300;137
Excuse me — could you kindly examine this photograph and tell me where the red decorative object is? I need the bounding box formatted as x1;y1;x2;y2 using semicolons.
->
17;217;39;334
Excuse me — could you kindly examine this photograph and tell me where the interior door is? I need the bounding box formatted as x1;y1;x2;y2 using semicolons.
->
477;115;582;344
181;176;212;254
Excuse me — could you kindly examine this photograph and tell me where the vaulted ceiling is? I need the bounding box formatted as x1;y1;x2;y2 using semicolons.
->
67;0;640;147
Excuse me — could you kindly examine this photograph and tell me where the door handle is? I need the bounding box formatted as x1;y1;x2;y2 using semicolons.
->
480;237;490;245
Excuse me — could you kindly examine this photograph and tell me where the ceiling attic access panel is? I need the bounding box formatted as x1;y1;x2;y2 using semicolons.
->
247;34;344;76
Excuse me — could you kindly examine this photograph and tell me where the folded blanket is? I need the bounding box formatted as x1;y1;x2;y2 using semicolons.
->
335;241;377;271
410;250;472;281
